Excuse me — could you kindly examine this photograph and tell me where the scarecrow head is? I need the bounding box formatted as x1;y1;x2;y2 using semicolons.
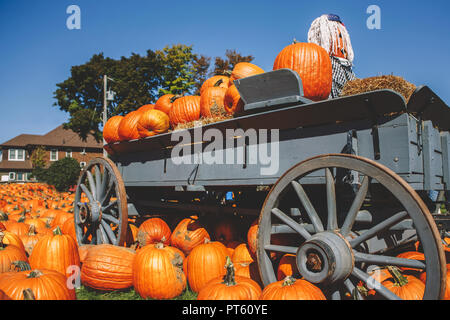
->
308;14;354;63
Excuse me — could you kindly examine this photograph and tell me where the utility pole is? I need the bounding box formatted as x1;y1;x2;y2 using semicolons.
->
103;75;108;157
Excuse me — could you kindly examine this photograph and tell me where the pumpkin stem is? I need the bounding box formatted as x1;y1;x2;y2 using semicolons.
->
27;225;36;236
170;95;182;103
221;70;232;77
0;212;8;221
53;226;63;236
281;276;297;287
213;79;224;87
154;242;165;249
23;288;36;300
27;270;44;279
11;260;31;272
387;266;409;287
221;256;237;286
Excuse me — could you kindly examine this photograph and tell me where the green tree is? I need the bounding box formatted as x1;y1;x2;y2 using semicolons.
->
212;50;254;76
30;146;46;169
156;44;199;96
39;158;81;192
53;52;162;142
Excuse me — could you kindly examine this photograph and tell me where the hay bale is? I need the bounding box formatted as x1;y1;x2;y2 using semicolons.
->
172;114;233;132
340;75;416;102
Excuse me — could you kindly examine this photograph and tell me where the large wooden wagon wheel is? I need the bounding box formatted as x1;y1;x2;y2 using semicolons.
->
74;157;128;246
257;154;447;300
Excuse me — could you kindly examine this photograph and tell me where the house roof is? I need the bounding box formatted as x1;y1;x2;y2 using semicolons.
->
0;126;102;149
0;159;33;170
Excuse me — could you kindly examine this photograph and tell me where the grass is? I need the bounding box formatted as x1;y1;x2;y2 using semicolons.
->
75;285;197;300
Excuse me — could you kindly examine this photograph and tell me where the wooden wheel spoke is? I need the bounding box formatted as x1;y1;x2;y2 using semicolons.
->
102;213;119;225
101;181;115;206
86;171;97;200
264;244;297;255
290;181;324;233
80;183;94;203
100;220;117;244
271;208;311;240
354;251;425;269
344;278;364;300
330;290;341;300
340;175;370;236
325;168;337;230
351;267;401;300
94;165;102;200
99;169;109;202
102;200;118;213
97;226;109;244
349;211;408;248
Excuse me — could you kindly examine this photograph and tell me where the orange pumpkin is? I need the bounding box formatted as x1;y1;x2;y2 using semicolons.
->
0;269;76;300
137;104;155;113
169;216;210;255
136;109;170;138
20;225;44;256
231;243;254;265
261;276;326;300
273;42;332;101
277;254;300;281
0;230;26;253
103;115;124;144
234;261;262;286
0;232;28;273
29;227;80;278
229;62;264;84
117;111;142;141
200;76;230;95
154;94;178;116
212;217;238;243
200;85;227;118
137;217;171;247
197;257;261;300
81;244;136;291
169;96;201;127
184;239;228;293
133;243;186;299
224;85;244;115
381;266;425;300
247;220;258;260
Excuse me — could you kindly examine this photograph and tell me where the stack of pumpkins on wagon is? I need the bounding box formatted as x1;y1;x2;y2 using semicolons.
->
103;42;334;144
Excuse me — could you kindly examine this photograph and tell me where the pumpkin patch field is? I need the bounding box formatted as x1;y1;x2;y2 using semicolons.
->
0;182;449;301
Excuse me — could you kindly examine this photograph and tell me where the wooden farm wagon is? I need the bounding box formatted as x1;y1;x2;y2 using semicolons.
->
73;69;450;300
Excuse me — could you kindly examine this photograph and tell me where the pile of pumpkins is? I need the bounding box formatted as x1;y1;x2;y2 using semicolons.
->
1;183;449;300
103;42;333;144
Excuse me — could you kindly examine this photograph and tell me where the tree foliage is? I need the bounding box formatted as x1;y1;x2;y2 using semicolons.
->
212;50;254;76
34;158;81;192
30;146;46;169
53;46;254;142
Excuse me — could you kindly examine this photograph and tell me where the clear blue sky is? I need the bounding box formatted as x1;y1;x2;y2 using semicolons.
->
0;0;449;142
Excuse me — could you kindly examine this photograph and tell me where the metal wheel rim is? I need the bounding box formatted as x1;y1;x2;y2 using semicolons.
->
257;154;446;300
74;157;128;246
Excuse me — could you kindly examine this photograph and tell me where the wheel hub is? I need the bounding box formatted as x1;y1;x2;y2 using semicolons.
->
78;201;102;224
296;231;354;285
